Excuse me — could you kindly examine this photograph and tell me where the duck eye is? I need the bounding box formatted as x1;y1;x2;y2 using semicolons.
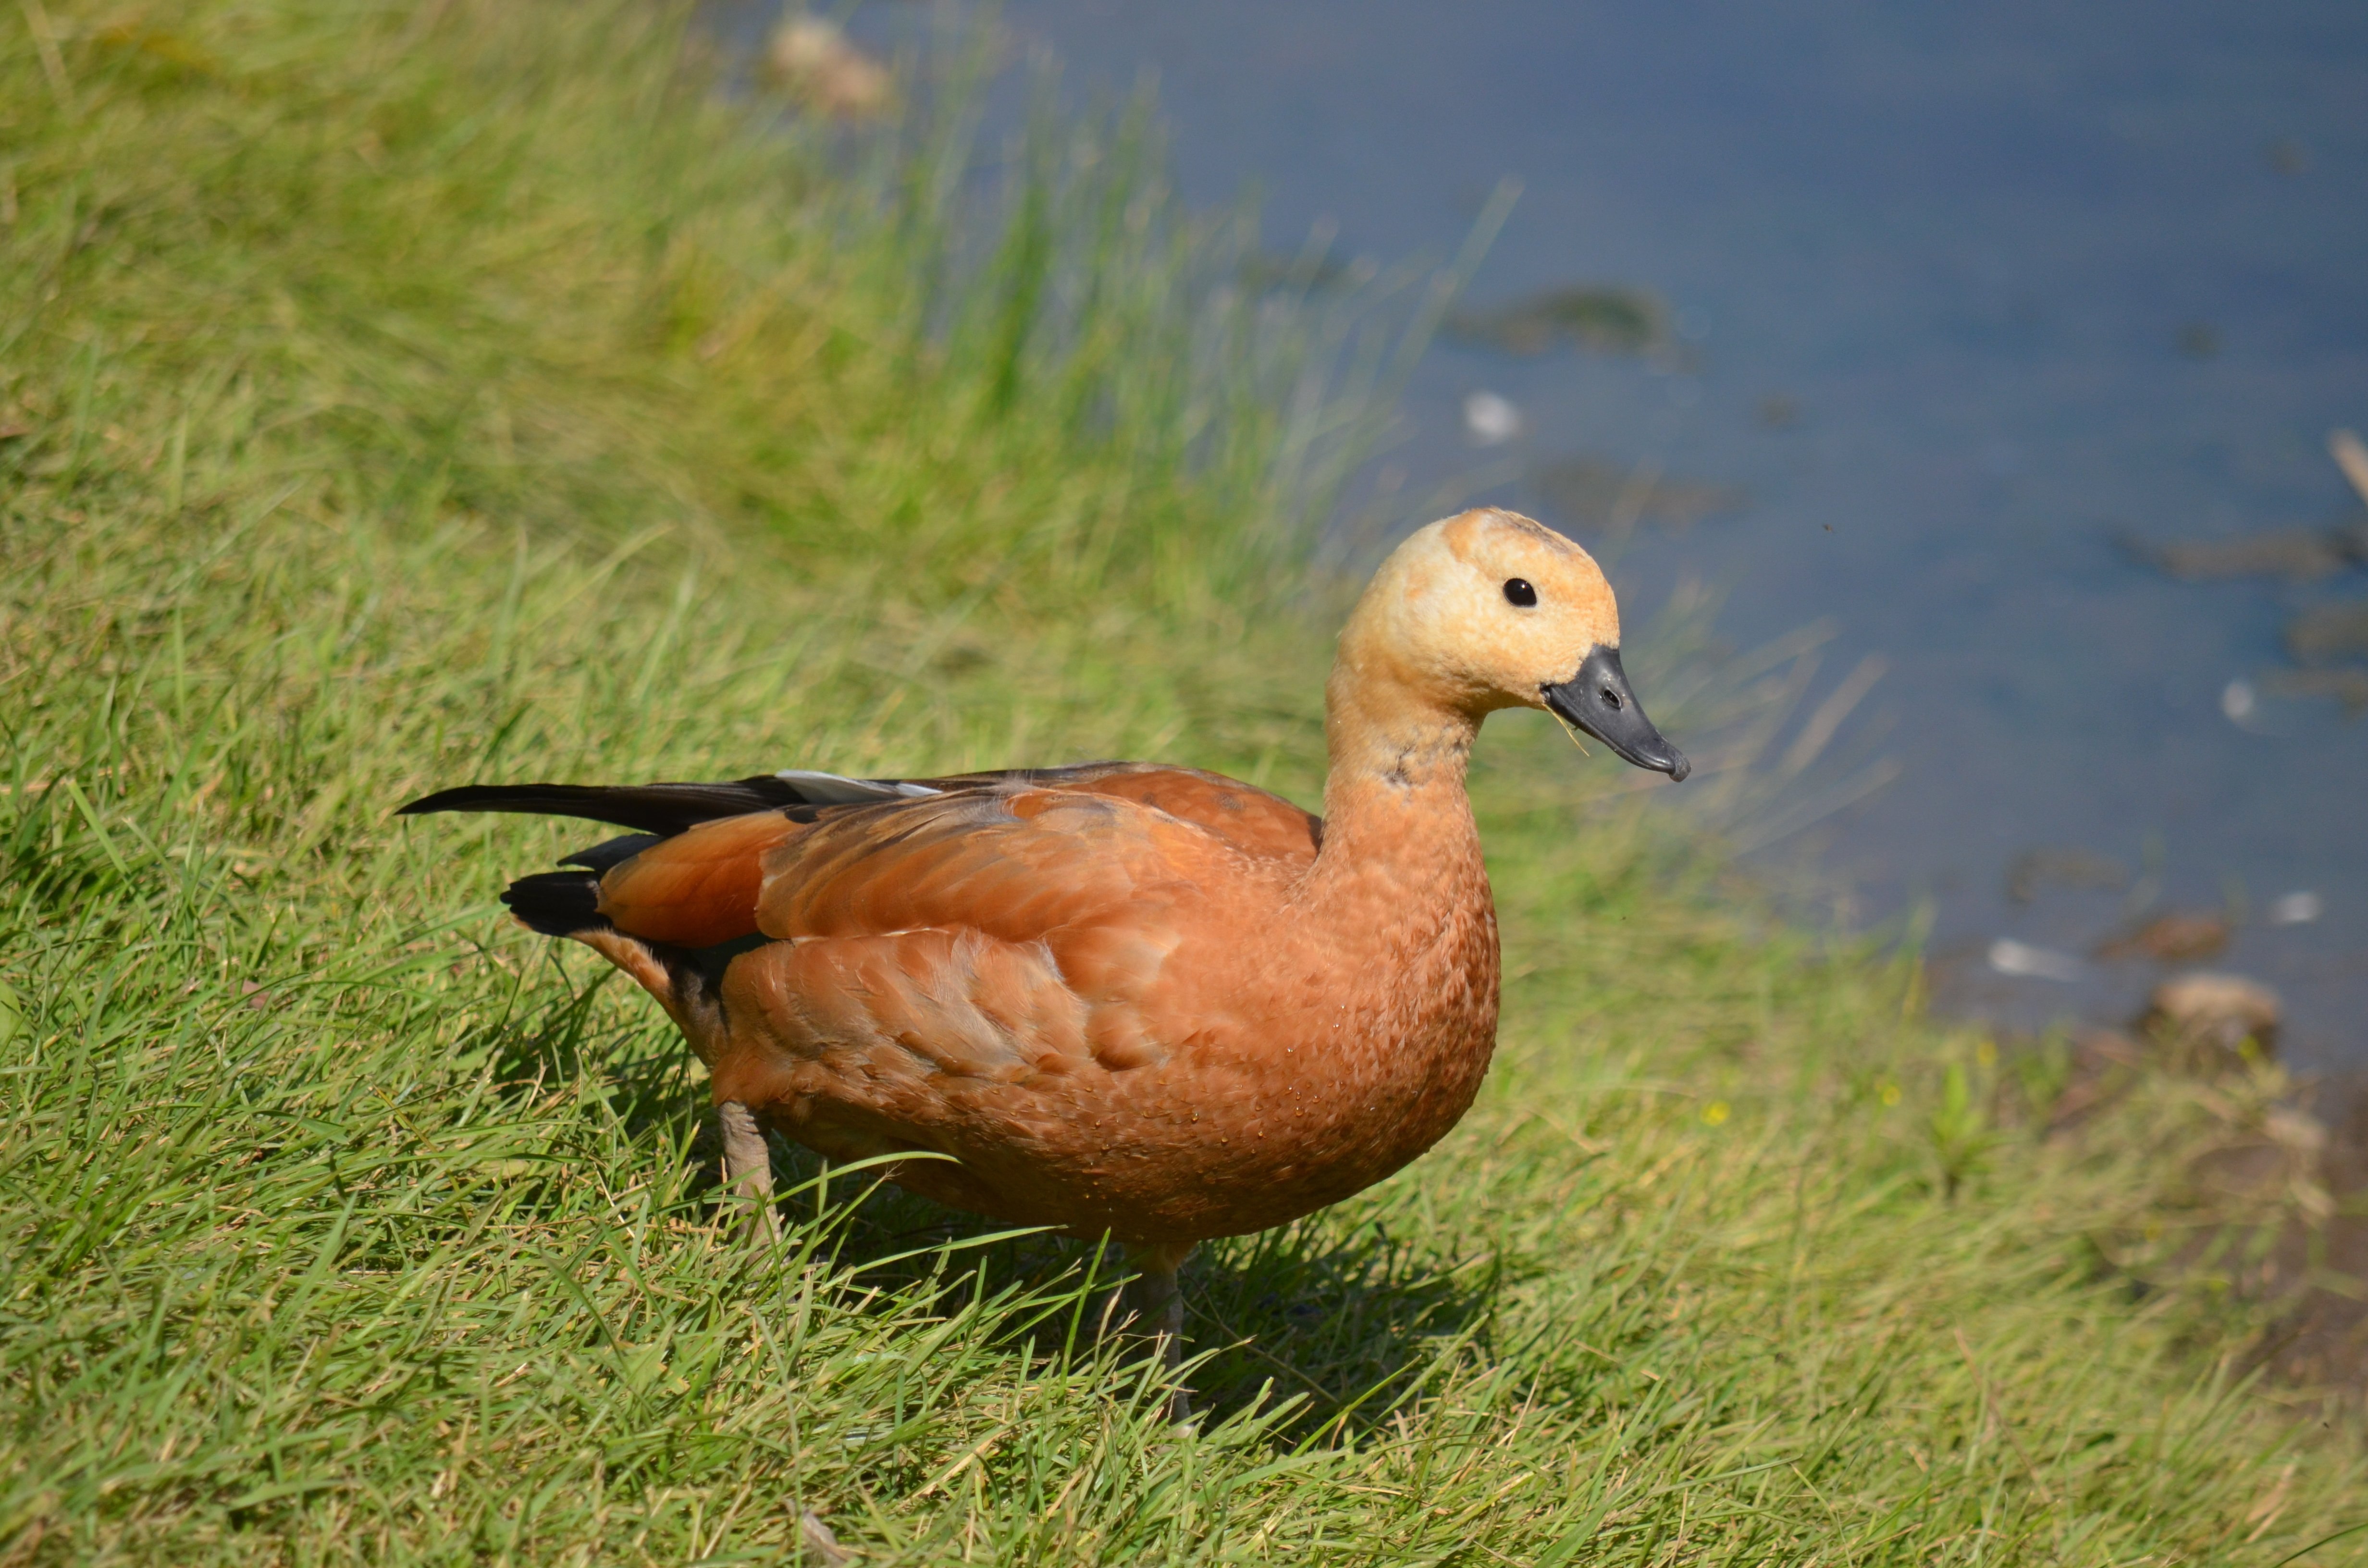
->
1503;578;1537;607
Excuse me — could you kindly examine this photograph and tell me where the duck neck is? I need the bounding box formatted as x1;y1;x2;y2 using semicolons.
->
1307;654;1487;914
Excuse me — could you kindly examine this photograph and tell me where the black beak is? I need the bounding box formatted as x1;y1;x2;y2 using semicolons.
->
1542;645;1690;781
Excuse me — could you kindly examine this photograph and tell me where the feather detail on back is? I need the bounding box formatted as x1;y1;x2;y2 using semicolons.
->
594;811;806;947
399;759;1352;1238
398;763;1321;955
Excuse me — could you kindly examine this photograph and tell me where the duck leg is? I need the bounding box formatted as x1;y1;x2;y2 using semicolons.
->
1119;1240;1196;1423
716;1100;780;1244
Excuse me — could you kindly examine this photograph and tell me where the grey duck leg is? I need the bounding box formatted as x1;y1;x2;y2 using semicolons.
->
1118;1240;1196;1423
716;1100;779;1244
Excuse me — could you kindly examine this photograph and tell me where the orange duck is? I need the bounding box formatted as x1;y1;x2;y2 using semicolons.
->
402;509;1688;1407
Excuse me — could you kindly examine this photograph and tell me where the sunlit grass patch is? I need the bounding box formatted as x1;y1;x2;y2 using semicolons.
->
2;1;2365;1563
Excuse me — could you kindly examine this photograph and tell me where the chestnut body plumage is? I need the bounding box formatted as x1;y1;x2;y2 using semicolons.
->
589;758;1498;1245
402;509;1688;1412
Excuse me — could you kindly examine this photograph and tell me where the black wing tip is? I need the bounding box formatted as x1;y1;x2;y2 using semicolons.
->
500;870;608;938
396;785;494;817
558;833;665;874
391;777;816;836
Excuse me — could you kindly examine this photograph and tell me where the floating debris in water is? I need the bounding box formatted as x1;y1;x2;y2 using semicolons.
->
2269;890;2324;926
2285;601;2368;666
2221;678;2257;723
1533;457;1745;534
2176;321;2220;359
2005;846;2129;903
2115;432;2368;586
2261;667;2368;714
1446;284;1668;357
764;15;893;119
1462;391;1523;446
2097;911;2229;963
2119;527;2365;581
1987;938;2084;982
1756;393;1801;430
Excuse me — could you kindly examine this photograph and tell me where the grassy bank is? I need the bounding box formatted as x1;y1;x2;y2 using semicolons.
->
3;3;2364;1563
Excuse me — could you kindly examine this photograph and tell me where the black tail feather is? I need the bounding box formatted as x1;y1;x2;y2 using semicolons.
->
558;833;665;873
398;777;814;837
501;870;606;937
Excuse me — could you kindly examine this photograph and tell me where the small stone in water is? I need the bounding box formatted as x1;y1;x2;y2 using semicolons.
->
764;16;893;119
1463;391;1522;446
2140;972;2280;1057
2098;912;2229;963
2261;667;2368;713
1446;284;1668;357
2005;846;2129;903
2124;528;2362;581
2269;891;2323;926
2286;601;2368;666
1987;938;2084;982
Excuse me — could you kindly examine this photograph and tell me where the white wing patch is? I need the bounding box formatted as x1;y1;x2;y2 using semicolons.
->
773;769;944;804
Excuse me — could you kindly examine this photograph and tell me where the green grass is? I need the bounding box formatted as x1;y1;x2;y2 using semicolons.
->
3;2;2365;1563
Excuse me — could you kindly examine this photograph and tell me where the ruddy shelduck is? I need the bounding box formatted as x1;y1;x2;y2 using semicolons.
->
402;509;1688;1413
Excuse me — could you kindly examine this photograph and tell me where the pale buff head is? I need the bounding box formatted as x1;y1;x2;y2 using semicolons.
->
1335;509;1689;779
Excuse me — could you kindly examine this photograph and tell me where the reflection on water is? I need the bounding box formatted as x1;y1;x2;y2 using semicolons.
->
719;0;2368;1064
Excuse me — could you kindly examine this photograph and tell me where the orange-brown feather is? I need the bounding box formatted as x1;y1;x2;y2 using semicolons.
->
1054;767;1320;865
551;759;1494;1242
595;810;806;947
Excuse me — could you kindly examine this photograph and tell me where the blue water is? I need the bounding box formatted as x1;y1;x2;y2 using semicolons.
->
731;2;2368;1063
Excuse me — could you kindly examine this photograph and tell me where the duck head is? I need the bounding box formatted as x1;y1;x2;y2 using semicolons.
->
1333;508;1690;781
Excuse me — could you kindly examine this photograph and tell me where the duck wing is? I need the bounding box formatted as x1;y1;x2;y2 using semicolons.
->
922;761;1321;868
399;762;1318;951
405;765;1326;1228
